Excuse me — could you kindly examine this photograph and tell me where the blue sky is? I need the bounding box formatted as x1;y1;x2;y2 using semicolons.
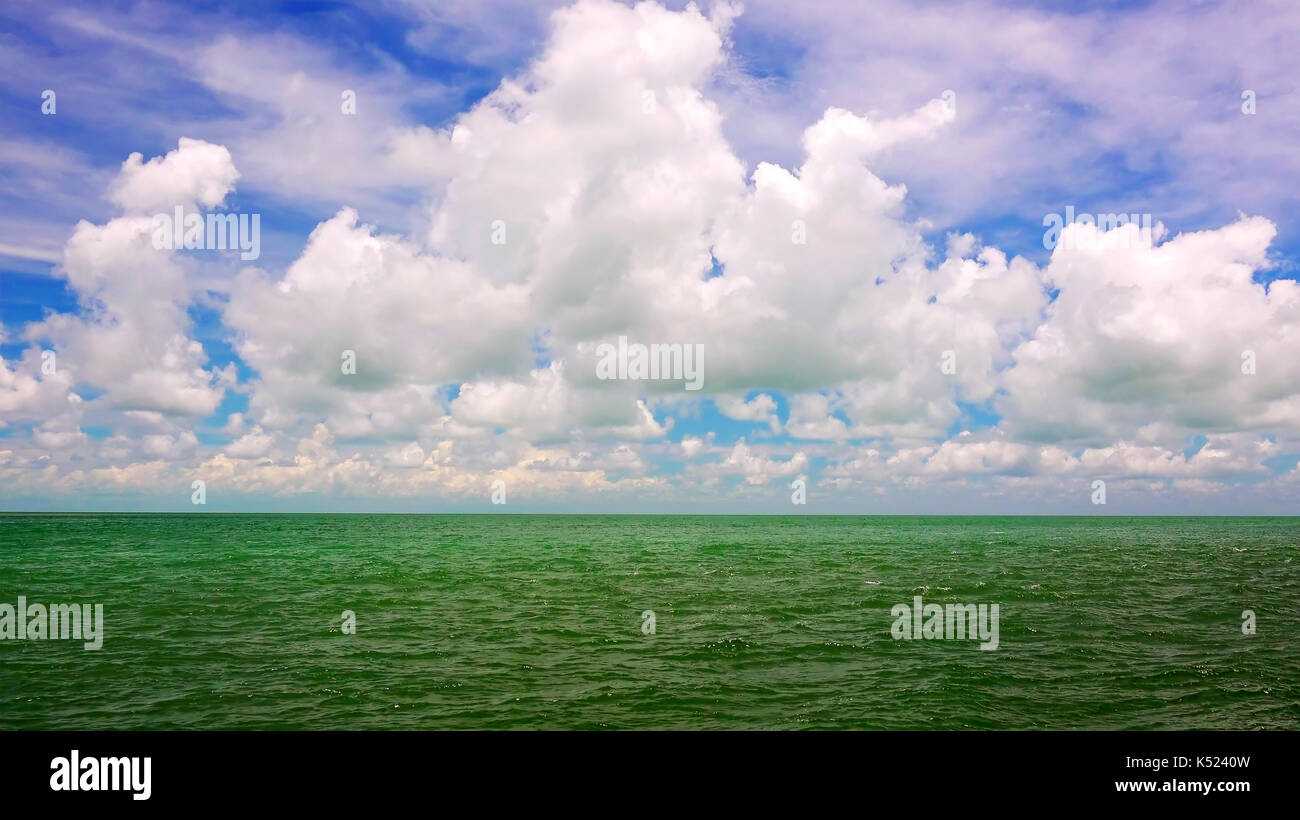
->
1;0;1298;512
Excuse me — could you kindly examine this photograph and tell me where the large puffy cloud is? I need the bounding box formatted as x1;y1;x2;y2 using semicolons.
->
999;217;1300;445
223;206;533;436
12;138;236;421
228;0;1046;448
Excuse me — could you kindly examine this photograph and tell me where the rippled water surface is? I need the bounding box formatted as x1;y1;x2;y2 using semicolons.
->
1;514;1297;729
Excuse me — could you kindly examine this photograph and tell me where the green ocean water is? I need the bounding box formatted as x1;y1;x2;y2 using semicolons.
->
0;514;1296;730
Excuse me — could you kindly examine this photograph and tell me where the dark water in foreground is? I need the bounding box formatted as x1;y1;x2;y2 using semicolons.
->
0;514;1296;729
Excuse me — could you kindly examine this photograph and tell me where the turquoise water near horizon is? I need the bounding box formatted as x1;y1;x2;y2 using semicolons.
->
0;514;1296;729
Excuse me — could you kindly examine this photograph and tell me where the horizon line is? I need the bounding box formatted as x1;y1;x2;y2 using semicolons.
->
1;511;1296;518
